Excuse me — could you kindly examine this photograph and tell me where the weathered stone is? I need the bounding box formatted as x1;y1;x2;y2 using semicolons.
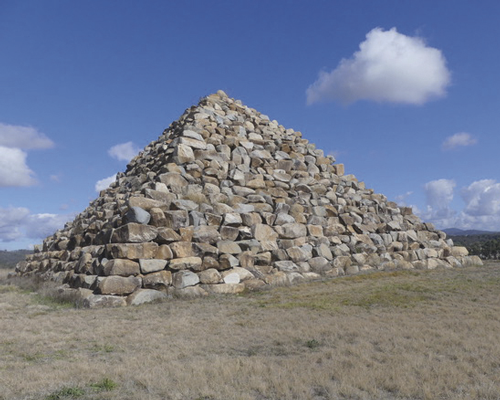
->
129;197;165;211
265;271;289;286
169;285;208;298
112;223;158;243
83;294;127;308
286;245;312;263
172;270;200;288
142;270;172;290
287;272;305;284
197;268;222;284
217;241;242;254
98;276;142;295
451;246;469;257
276;223;307;239
273;260;300;272
156;227;182;244
149;208;168;227
174;143;195;163
193;242;219;257
223;213;243;226
201;283;245;294
192;225;221;244
125;207;151;225
163;210;189;230
105;243;158;260
127;289;169;306
169;257;202;271
345;264;360;275
220;226;239;241
103;259;140;276
229;266;254;281
159;172;189;189
169;242;194;258
156;245;174;260
219;254;240;269
139;259;168;274
308;257;330;273
244;279;266;291
222;271;240;284
252;224;278;241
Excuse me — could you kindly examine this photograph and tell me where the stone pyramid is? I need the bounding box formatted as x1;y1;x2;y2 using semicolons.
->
16;91;482;307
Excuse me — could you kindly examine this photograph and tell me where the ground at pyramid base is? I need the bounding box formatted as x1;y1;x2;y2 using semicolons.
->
16;91;482;307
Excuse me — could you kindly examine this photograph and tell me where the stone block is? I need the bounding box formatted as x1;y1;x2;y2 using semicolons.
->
98;276;142;295
124;207;151;225
142;270;172;290
169;257;203;271
103;259;140;276
111;223;158;243
83;294;127;308
169;242;194;258
139;259;168;274
201;283;245;294
197;268;222;284
127;289;169;306
106;243;159;259
217;241;242;254
192;225;221;244
172;270;200;289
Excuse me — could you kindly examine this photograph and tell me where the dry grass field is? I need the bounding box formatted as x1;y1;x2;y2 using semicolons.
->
1;263;500;400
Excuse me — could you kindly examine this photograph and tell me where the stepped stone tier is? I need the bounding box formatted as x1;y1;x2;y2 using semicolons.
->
16;91;482;307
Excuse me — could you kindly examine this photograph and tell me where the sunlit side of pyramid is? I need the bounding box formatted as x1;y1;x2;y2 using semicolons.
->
16;91;482;307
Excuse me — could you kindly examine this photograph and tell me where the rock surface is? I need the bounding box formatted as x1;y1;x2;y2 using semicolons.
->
16;91;482;307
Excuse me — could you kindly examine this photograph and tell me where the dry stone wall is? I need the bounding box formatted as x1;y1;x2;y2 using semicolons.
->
16;91;482;307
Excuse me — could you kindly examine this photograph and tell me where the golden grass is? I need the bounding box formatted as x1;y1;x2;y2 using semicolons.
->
1;263;500;399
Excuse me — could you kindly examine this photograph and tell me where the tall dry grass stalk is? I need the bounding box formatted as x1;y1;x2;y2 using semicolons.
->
1;263;500;399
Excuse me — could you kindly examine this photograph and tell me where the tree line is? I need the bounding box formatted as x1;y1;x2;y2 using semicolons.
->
449;233;500;260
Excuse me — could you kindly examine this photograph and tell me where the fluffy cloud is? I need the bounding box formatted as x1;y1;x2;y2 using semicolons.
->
442;132;477;150
0;123;54;149
25;213;72;240
95;174;117;192
108;141;140;162
0;146;37;187
0;207;31;242
424;179;456;209
306;27;450;105
0;206;72;247
414;178;500;231
0;123;55;187
461;179;500;217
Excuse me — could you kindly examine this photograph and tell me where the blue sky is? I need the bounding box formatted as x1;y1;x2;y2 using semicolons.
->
1;0;500;250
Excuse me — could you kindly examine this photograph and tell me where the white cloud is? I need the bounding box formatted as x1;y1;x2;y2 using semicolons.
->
414;178;500;232
0;207;30;242
442;132;477;150
108;141;140;162
0;123;54;149
0;206;73;248
461;179;500;217
394;191;413;206
424;179;455;209
95;174;117;192
25;213;72;239
306;27;450;105
0;146;37;187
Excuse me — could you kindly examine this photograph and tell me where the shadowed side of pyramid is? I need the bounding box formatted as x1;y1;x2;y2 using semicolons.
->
16;91;482;307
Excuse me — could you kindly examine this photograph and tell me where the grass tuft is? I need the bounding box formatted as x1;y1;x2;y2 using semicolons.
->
45;386;85;400
90;377;118;392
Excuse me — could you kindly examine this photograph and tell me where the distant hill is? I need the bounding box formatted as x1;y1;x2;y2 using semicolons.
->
0;250;32;269
443;228;499;236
